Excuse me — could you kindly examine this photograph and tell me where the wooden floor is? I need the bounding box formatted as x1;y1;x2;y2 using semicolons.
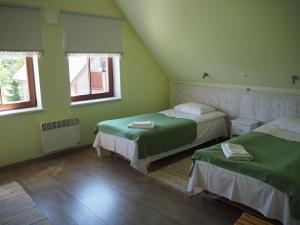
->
0;149;242;225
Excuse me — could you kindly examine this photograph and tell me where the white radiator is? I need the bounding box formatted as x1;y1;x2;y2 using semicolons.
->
40;118;80;154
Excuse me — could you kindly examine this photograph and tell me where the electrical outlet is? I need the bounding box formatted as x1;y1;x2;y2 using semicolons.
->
240;72;247;77
47;12;58;25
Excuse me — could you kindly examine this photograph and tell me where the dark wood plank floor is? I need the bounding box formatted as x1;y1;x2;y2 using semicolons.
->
0;149;242;225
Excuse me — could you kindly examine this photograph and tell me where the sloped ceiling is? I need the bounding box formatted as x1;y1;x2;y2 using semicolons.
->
114;0;300;89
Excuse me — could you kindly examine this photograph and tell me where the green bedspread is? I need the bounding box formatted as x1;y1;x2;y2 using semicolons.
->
96;113;197;159
191;132;300;220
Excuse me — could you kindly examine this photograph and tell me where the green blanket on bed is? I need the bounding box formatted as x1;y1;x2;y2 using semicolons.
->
96;113;197;159
191;132;300;220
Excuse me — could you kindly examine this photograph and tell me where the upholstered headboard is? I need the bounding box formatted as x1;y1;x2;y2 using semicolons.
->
171;82;300;122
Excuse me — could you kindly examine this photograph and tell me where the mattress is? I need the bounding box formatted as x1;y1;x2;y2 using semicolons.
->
93;109;228;174
188;122;300;225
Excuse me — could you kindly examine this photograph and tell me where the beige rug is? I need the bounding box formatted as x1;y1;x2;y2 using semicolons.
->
235;212;274;225
0;182;52;225
149;156;192;193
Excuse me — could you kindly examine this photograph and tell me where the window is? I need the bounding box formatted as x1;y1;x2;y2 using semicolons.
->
62;11;122;104
0;4;43;114
0;56;37;111
68;55;115;102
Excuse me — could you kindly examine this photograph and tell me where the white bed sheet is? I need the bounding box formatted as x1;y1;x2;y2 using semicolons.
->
255;122;300;142
93;110;228;174
188;123;300;225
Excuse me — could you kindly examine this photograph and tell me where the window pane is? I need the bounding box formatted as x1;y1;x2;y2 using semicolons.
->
0;56;30;104
68;57;90;96
90;57;110;94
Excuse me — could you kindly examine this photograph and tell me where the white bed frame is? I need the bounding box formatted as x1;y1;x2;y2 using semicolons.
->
188;123;300;225
93;110;228;174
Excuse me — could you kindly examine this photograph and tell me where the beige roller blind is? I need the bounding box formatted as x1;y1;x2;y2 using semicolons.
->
62;11;122;54
0;4;43;53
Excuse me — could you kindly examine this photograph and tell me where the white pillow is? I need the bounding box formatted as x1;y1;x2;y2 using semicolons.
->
174;102;216;115
271;116;300;134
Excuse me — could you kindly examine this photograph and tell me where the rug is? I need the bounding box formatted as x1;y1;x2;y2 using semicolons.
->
0;181;52;225
235;212;274;225
148;156;192;193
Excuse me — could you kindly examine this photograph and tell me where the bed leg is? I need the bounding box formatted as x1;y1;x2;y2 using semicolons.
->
133;160;149;175
96;147;112;158
138;165;148;175
96;148;101;158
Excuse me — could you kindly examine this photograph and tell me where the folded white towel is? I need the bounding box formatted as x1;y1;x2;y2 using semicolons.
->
131;121;153;126
128;121;155;129
221;143;253;161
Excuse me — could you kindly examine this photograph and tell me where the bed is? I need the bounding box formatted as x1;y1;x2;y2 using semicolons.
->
188;117;300;225
93;103;228;174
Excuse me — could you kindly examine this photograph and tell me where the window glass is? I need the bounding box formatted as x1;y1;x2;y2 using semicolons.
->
68;55;114;102
0;55;38;112
0;56;30;104
68;57;90;96
90;57;109;94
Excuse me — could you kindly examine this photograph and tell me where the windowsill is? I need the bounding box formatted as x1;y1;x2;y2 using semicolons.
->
0;106;44;118
71;96;122;107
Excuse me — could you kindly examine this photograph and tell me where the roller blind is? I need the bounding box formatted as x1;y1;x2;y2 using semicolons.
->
62;11;122;54
0;4;43;54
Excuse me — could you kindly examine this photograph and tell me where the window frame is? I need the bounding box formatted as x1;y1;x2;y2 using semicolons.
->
70;57;114;102
0;57;37;112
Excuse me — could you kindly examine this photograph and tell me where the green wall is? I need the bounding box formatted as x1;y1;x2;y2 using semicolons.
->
0;0;169;166
115;0;300;90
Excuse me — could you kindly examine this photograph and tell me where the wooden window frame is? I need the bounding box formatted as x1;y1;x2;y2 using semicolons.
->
0;57;37;112
71;57;114;102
